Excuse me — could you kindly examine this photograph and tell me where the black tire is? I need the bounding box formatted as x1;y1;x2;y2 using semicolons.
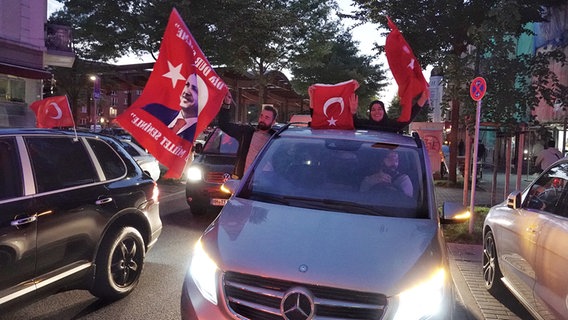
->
482;230;505;295
190;202;208;216
91;226;145;300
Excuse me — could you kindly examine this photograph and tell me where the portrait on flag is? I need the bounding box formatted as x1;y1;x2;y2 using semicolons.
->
385;17;429;123
29;95;75;128
142;73;199;142
309;79;359;130
116;8;228;178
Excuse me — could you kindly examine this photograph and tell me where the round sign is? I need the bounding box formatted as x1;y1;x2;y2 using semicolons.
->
470;77;486;101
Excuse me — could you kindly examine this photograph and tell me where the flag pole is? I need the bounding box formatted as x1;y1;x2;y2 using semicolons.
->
65;95;78;141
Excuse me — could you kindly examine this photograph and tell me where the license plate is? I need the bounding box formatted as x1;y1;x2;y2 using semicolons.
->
210;198;228;206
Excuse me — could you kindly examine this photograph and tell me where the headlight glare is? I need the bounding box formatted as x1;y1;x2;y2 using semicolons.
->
189;240;218;305
393;268;446;320
186;166;203;182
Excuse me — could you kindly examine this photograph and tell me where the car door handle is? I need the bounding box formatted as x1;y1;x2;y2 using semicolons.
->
95;197;113;205
11;215;37;227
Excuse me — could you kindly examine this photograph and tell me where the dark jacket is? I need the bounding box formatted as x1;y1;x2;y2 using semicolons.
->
218;106;276;178
354;102;424;133
142;103;196;142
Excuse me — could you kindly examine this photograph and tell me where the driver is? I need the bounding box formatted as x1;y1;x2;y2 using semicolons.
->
360;150;413;197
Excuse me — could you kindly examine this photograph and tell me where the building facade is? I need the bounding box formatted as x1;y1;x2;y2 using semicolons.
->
0;0;74;128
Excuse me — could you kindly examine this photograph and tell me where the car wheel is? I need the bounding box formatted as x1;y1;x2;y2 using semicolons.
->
482;230;505;295
190;202;208;216
91;226;145;300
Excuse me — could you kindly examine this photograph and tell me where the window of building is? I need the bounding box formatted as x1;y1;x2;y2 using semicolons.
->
109;107;117;117
0;76;26;102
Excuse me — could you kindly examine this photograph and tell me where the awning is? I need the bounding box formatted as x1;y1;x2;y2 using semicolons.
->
0;62;52;79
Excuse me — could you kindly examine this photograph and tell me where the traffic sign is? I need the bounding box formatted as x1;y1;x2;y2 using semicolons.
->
470;77;486;101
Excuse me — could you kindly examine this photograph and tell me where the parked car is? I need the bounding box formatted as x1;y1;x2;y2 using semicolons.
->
181;124;469;319
118;139;161;181
483;157;568;319
185;127;239;215
0;128;162;311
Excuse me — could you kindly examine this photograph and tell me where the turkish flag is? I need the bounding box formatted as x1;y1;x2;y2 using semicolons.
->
116;8;228;179
309;80;359;130
385;17;428;123
29;95;75;128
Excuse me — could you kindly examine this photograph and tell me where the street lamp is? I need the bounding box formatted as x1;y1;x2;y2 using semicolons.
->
90;75;100;132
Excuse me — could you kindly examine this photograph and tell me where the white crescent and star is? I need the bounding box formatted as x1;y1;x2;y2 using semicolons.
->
46;102;63;119
162;61;186;88
322;97;344;126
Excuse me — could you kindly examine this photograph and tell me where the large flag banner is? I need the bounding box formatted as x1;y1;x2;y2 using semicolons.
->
308;79;359;130
117;8;228;179
29;95;75;128
385;17;428;123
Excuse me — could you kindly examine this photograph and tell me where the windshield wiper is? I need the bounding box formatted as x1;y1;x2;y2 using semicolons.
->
249;192;290;205
320;199;387;216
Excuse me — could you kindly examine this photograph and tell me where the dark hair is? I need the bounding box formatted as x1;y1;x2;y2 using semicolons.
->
263;105;278;121
548;140;556;148
368;100;389;122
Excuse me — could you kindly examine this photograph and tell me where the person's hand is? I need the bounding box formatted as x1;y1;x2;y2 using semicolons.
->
349;93;359;115
377;171;392;184
223;91;233;105
417;87;430;107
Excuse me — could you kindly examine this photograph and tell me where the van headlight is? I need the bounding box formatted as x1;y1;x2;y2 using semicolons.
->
186;166;203;182
393;268;447;320
189;240;218;304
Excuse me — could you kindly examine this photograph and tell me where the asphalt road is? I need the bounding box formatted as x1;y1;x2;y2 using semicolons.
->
1;183;216;320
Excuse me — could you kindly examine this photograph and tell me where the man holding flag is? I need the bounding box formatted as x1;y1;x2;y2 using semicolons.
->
117;8;228;179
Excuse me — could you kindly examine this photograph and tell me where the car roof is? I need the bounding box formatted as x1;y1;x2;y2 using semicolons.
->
275;126;421;148
0;128;103;138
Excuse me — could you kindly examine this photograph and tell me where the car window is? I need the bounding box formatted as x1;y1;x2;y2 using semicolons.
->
524;162;568;216
87;139;127;180
0;137;23;200
120;140;142;157
243;136;426;218
26;137;98;193
203;129;239;154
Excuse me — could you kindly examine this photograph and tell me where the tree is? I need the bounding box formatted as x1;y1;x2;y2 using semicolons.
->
51;0;348;106
349;0;566;182
290;29;388;109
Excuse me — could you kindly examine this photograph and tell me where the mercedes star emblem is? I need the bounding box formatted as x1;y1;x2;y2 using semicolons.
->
281;287;315;320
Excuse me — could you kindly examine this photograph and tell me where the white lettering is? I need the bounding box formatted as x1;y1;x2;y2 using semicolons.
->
195;57;211;77
130;113;162;140
160;136;189;158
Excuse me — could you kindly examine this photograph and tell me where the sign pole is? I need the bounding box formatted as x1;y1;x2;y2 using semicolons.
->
468;77;486;234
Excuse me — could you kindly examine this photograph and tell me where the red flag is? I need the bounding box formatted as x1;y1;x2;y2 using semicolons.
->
385;17;428;123
308;80;359;130
29;95;75;128
116;8;228;179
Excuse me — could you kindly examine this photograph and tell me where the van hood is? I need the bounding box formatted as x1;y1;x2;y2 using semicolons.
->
201;198;447;295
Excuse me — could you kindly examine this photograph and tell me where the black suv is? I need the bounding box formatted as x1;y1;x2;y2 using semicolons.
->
185;127;238;215
0;129;162;311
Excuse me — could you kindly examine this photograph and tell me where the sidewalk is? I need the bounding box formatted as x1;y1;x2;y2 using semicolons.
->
437;171;534;320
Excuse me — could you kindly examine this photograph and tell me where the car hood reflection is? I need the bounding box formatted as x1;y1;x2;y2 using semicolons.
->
203;197;444;295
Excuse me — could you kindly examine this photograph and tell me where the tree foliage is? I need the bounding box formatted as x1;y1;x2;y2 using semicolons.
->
349;0;566;130
290;29;388;108
51;0;374;105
